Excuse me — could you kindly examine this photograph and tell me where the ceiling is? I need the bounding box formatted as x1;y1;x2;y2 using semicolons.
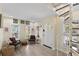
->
0;3;56;21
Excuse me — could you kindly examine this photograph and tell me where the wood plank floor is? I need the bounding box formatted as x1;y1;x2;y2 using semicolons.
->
15;44;67;56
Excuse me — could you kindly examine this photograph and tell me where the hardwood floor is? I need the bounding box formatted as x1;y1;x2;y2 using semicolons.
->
15;44;67;56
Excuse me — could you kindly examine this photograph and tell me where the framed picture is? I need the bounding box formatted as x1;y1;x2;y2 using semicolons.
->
21;20;25;24
26;21;30;25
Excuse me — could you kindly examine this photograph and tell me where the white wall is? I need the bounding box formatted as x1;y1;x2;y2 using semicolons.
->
39;16;56;50
55;17;67;53
0;28;3;50
29;22;39;39
39;16;69;54
2;16;13;43
2;15;29;43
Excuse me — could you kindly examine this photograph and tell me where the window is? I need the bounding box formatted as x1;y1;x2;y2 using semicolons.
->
13;19;18;23
21;20;25;24
26;21;30;25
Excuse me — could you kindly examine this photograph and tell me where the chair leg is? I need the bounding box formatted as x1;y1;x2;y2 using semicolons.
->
14;45;17;50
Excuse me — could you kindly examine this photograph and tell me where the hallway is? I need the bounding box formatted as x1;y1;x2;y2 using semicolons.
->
15;44;67;56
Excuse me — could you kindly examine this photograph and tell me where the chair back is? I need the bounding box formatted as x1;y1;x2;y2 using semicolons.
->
9;37;16;43
30;35;36;40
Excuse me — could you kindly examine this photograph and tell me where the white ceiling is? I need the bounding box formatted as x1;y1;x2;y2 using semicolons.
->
0;3;56;21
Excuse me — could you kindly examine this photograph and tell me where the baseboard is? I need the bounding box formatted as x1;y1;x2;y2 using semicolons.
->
43;44;52;49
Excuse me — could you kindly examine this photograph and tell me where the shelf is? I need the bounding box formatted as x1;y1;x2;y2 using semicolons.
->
59;11;70;17
64;17;70;21
73;3;79;6
72;22;79;24
72;47;79;54
72;34;79;36
72;28;79;29
56;4;69;11
72;41;79;43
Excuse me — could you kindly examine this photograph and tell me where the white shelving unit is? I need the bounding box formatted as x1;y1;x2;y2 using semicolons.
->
71;3;79;56
72;20;79;55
